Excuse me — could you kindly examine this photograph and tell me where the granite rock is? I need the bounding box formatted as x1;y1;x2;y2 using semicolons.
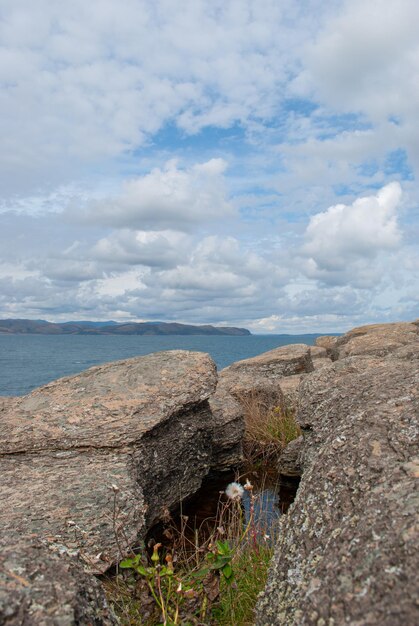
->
0;350;219;577
0;537;116;626
309;346;333;370
1;350;247;624
257;351;419;625
333;321;419;360
314;335;338;354
218;344;314;413
208;387;245;468
277;435;303;478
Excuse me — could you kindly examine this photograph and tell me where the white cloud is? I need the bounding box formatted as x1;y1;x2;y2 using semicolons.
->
91;229;189;268
295;0;419;170
0;0;324;197
0;0;418;332
299;0;419;114
77;159;234;230
302;182;402;285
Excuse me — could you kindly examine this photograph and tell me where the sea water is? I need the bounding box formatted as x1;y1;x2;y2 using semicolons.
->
0;333;321;396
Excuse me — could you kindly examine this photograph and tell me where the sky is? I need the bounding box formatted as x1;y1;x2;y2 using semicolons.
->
0;0;418;334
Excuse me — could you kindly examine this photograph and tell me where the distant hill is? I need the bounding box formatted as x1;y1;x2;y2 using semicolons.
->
0;318;251;336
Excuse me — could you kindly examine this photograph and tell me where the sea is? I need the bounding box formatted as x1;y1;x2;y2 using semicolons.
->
0;333;321;397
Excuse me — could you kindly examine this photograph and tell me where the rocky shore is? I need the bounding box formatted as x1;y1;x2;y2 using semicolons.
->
256;320;419;626
1;320;418;624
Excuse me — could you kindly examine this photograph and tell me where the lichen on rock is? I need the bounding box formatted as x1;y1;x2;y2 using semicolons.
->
256;321;419;626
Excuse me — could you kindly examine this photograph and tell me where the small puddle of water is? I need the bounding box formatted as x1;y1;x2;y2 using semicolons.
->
147;466;300;551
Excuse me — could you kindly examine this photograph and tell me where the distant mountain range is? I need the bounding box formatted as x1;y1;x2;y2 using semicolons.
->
0;318;251;336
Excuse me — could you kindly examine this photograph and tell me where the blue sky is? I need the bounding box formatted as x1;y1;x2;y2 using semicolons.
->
0;0;418;332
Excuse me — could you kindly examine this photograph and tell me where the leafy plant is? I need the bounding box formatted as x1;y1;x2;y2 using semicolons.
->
104;479;276;625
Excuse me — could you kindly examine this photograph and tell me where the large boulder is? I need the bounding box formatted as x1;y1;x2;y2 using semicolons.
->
0;350;245;623
257;349;419;625
218;344;314;413
333;321;419;360
0;351;229;575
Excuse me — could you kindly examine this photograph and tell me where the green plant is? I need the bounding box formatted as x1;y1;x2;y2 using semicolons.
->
104;479;276;625
214;542;273;625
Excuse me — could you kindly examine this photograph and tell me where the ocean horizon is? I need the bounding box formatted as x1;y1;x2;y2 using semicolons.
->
0;332;323;397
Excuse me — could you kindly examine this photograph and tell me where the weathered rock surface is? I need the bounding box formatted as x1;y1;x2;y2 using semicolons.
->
309;345;332;370
0;350;245;623
314;335;338;354
257;322;419;626
209;388;244;468
218;344;314;413
0;351;221;575
277;435;303;478
0;537;116;626
333;320;419;360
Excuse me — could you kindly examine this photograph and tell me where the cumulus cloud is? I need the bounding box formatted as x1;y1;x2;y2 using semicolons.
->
299;0;419;115
1;1;418;331
91;229;189;268
302;182;402;285
142;235;286;296
77;159;234;230
0;0;324;197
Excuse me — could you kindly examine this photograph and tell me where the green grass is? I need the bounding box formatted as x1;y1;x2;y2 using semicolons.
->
103;481;276;625
213;543;273;625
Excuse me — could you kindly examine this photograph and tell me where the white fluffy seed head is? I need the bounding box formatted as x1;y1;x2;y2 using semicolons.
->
225;482;244;500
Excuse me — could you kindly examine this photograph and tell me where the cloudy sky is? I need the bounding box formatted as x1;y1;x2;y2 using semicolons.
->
1;0;418;333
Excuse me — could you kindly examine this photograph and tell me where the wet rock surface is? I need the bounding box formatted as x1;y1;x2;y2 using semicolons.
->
0;350;243;624
257;322;419;626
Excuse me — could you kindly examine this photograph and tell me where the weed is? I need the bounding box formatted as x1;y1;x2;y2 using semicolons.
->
103;479;276;625
240;392;301;463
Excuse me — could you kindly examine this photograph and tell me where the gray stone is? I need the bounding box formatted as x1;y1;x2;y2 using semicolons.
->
0;536;116;625
277;436;303;478
256;352;419;626
218;344;314;413
333;321;419;359
0;351;221;576
209;387;245;468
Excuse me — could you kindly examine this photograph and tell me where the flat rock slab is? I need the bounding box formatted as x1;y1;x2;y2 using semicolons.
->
218;344;314;412
334;321;419;359
0;350;218;575
257;354;419;625
221;343;313;382
1;350;216;453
